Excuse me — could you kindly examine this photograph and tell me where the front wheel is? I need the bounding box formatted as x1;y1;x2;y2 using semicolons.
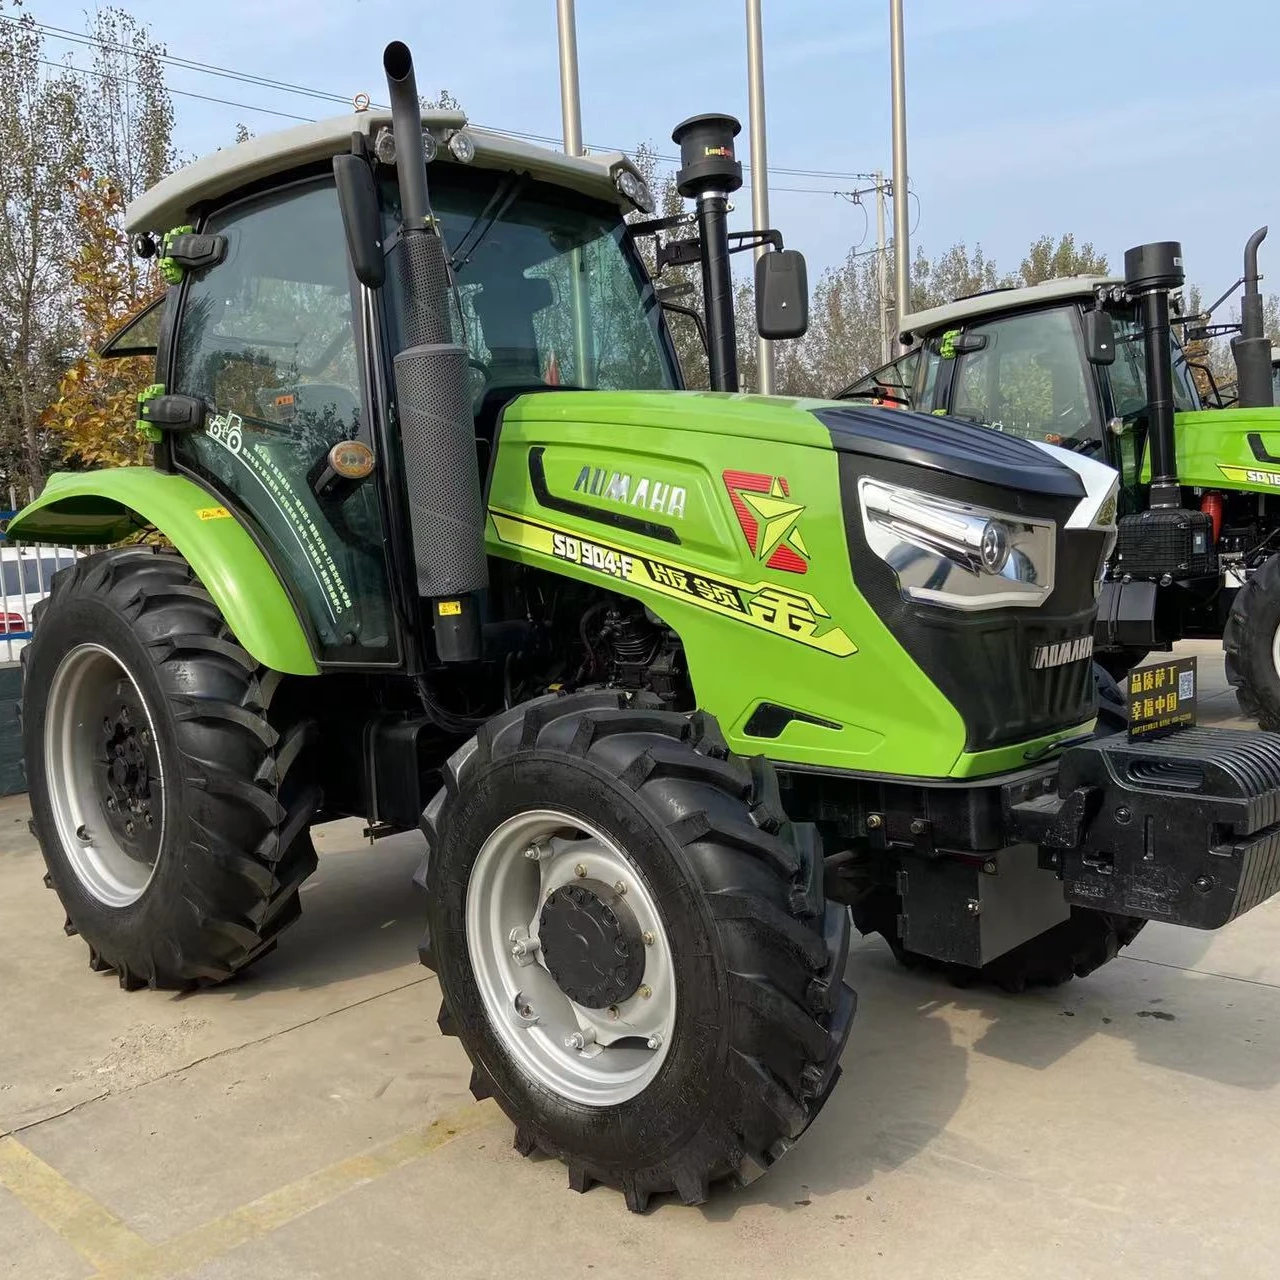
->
416;691;855;1212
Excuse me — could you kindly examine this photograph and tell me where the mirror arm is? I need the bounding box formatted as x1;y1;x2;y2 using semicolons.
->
661;301;709;358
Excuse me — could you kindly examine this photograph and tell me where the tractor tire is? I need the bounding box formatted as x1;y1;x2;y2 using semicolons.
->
1224;552;1280;728
416;691;855;1212
853;662;1145;992
22;548;320;989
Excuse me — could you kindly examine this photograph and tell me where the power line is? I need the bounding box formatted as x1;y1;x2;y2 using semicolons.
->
9;13;887;185
39;58;315;124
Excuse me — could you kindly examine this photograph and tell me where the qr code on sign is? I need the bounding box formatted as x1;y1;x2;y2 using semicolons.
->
1179;669;1195;701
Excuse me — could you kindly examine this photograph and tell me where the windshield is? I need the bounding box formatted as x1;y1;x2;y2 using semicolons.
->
1108;309;1200;416
383;168;679;397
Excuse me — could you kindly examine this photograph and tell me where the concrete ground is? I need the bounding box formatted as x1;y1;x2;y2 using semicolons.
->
3;639;1279;1279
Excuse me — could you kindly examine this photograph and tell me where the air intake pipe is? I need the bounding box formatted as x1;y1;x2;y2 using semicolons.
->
383;40;486;662
1233;226;1273;408
1124;241;1183;509
672;114;743;392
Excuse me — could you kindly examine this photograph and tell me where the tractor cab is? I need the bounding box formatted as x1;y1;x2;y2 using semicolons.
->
842;277;1202;509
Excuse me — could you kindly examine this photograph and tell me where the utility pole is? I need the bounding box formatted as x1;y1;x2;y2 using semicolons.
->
745;0;774;394
875;170;890;364
555;0;583;155
889;0;910;349
554;0;591;381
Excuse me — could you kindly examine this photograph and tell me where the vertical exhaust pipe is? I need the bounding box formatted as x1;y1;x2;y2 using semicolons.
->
672;114;743;392
1124;241;1184;509
382;41;486;662
1234;225;1273;408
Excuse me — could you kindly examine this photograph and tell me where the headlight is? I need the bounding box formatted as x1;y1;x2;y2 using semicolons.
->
858;478;1056;611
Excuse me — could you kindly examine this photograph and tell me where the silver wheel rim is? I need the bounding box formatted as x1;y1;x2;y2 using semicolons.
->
1271;622;1280;679
44;643;165;908
465;808;676;1107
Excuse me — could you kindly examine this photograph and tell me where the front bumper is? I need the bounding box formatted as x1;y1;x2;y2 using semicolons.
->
1009;727;1280;929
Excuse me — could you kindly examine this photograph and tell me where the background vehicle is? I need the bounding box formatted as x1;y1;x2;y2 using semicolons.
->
12;41;1280;1212
843;233;1280;725
0;546;83;657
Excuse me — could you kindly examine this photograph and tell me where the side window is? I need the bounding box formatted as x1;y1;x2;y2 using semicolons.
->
951;308;1094;445
172;180;396;663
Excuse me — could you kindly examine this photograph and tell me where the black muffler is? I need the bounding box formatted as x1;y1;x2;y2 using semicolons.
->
383;40;486;662
1233;226;1273;409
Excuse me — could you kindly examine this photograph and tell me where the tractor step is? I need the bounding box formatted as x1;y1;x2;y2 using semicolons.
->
1042;728;1280;929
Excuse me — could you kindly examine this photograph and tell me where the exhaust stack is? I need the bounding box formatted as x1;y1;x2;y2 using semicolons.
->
383;41;486;662
1124;241;1184;509
672;114;743;392
1233;226;1273;408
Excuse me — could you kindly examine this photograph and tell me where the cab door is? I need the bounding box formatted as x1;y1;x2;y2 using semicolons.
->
165;177;400;666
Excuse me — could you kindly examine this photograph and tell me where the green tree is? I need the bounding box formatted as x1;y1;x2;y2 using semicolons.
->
0;5;84;492
1018;233;1108;286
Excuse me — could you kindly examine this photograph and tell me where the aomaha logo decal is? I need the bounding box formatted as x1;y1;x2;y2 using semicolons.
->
573;466;687;519
723;470;809;574
1032;636;1094;669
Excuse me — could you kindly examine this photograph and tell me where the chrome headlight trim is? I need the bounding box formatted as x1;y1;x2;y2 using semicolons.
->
857;477;1056;611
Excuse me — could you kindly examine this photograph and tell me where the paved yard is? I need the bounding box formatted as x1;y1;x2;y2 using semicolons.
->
4;641;1279;1279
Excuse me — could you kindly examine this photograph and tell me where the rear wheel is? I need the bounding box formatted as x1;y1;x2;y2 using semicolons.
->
854;663;1145;991
1224;553;1280;728
23;548;320;988
417;691;855;1211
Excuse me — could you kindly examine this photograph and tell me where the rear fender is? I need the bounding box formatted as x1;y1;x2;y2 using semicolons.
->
5;469;318;675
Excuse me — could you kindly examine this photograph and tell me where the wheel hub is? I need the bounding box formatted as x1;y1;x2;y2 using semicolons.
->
44;643;165;908
100;701;159;863
539;879;645;1008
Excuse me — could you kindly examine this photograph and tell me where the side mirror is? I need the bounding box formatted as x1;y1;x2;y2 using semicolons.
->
756;249;808;339
1084;308;1116;365
334;154;385;290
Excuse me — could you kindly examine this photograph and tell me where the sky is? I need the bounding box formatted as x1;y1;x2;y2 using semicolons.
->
26;0;1280;306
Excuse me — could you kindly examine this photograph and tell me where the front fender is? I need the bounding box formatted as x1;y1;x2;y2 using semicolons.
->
6;469;318;675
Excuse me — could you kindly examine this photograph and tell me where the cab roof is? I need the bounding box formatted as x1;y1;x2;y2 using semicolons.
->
125;109;638;233
899;275;1122;343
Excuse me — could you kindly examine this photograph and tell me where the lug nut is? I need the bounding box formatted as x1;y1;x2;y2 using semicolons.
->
574;863;587;878
639;985;651;999
1116;806;1132;825
523;843;541;861
143;811;154;829
866;814;882;830
642;931;654;946
910;819;927;836
607;1005;620;1020
646;1034;663;1050
614;880;627;895
140;730;150;747
105;796;116;812
124;820;135;837
518;1003;534;1020
1194;875;1213;893
981;860;997;875
564;1028;596;1050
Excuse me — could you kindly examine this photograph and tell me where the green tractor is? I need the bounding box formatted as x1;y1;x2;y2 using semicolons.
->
842;230;1280;725
14;41;1280;1212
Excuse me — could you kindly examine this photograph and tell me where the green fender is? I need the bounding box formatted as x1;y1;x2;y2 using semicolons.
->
6;469;319;676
